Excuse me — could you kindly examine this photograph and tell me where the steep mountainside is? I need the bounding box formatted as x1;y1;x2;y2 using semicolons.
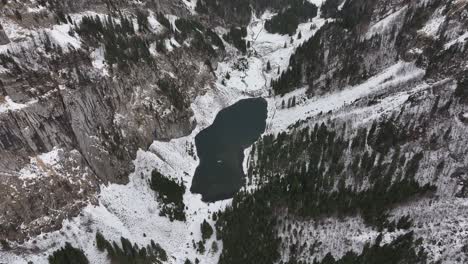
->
0;0;467;263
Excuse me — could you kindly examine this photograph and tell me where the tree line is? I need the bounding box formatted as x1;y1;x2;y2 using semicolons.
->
215;114;435;263
76;14;153;70
265;0;318;35
149;169;186;222
96;232;168;264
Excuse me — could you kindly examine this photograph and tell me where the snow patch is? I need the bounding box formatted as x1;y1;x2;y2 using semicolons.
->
366;7;408;40
18;148;63;180
338;0;347;11
0;96;36;114
90;47;108;76
46;24;81;51
444;31;468;49
148;11;165;33
419;16;445;38
268;61;425;133
0;9;332;264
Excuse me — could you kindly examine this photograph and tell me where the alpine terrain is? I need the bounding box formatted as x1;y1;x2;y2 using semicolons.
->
0;0;467;263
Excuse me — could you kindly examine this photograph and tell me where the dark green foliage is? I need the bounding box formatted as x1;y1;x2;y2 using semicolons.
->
338;0;377;30
195;0;252;25
0;239;10;250
157;78;186;110
396;215;413;230
404;152;424;179
14;9;22;21
196;240;205;254
48;243;89;264
196;0;303;26
76;15;152;70
321;0;341;18
223;27;248;53
264;0;318;35
378;214;413;232
155;12;171;30
207;29;225;49
215;112;434;263
266;61;272;72
56;10;68;24
95;233;167;264
270;22;329;95
192;31;217;55
249;120;435;227
175;18;203;33
201;219;213;241
309;232;426;264
216;190;280;264
149;170;186;221
211;241;219;253
455;73;468;103
371;119;401;154
271;54;303;95
217;181;430;263
156;39;166;53
136;9;149;32
172;18;224;54
271;1;379;95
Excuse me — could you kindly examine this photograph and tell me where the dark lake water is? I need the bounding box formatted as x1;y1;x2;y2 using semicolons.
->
190;98;268;202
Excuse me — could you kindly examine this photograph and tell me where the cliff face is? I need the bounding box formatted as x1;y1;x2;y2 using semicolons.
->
0;0;215;241
0;0;467;262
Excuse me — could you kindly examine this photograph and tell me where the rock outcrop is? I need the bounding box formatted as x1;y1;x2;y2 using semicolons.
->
0;0;216;241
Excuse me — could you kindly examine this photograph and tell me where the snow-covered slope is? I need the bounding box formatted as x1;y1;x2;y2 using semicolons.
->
0;7;329;263
1;0;468;263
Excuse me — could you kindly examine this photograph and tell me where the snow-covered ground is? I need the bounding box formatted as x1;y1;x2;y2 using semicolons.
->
365;6;408;40
0;96;37;114
268;61;425;133
3;1;460;263
0;8;329;264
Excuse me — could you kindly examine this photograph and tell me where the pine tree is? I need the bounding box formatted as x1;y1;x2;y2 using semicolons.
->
48;243;89;264
211;241;219;253
201;219;213;241
14;9;22;21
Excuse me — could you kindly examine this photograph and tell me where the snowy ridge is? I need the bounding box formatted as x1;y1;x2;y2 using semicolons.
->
365;6;408;40
268;61;425;133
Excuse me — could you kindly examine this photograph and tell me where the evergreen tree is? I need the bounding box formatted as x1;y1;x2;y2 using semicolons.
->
201;219;213;241
149;170;186;221
48;243;89;264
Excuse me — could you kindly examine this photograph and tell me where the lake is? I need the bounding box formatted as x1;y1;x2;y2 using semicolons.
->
190;98;268;202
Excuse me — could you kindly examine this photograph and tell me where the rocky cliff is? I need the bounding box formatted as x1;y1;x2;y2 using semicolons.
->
0;0;467;263
0;0;216;241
